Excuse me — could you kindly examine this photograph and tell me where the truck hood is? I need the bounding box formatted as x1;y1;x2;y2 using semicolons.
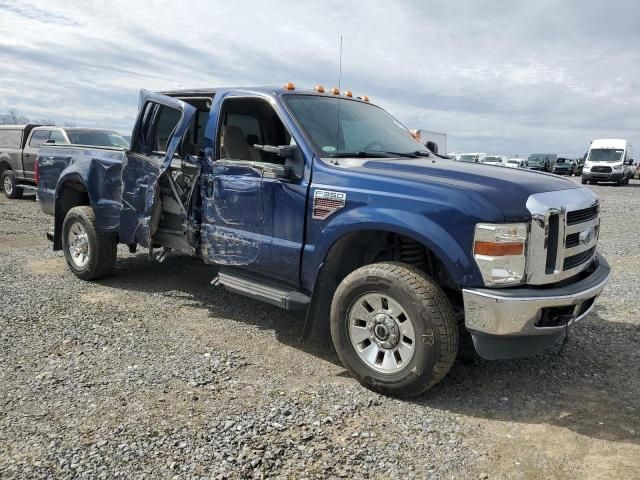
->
346;157;581;220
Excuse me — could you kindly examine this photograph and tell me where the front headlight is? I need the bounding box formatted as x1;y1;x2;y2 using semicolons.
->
613;164;623;171
473;223;528;287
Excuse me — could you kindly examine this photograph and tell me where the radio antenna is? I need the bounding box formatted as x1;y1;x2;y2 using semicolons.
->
335;35;343;153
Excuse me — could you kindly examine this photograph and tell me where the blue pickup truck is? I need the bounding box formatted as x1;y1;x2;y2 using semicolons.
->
37;85;610;397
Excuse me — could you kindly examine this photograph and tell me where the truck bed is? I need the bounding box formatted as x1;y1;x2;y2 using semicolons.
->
37;145;125;232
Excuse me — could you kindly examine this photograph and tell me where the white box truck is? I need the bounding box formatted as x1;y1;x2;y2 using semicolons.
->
414;129;447;155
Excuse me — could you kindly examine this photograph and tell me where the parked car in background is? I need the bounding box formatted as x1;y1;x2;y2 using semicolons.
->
552;157;577;175
0;125;128;199
483;155;507;166
527;153;557;172
505;158;526;169
1;124;47;198
457;152;487;163
574;157;584;176
582;139;633;185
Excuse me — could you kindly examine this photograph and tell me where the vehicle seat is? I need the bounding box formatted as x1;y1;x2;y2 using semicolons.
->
222;126;251;161
246;134;262;162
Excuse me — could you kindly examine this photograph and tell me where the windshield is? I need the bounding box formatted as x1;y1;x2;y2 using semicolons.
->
459;154;478;162
66;130;129;148
588;148;624;163
283;95;427;157
507;160;519;165
485;156;502;162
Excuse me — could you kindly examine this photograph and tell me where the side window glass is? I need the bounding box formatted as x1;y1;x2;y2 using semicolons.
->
0;130;22;148
50;130;67;144
217;98;291;164
152;106;181;154
29;130;51;147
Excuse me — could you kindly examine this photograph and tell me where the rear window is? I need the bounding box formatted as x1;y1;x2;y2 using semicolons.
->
0;129;22;149
66;130;129;148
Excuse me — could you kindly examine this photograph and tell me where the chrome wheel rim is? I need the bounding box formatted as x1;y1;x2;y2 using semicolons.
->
3;176;13;194
67;221;90;268
348;292;416;374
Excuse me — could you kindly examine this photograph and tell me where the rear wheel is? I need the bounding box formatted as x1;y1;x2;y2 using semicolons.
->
62;206;117;280
581;177;587;184
2;171;23;199
330;262;458;398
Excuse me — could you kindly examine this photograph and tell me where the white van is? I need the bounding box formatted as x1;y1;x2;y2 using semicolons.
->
582;139;634;185
483;155;508;166
457;152;487;163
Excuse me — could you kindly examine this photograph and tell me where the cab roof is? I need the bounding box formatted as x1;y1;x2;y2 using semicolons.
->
159;86;373;103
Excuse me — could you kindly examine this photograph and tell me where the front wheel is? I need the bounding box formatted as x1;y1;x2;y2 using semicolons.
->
62;206;117;280
330;262;458;398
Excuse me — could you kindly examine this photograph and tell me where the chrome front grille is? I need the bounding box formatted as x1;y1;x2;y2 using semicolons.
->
526;189;600;285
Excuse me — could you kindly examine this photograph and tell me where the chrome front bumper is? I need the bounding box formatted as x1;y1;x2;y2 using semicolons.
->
462;254;610;359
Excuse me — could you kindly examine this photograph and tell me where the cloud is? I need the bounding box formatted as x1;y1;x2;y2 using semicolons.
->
0;0;638;155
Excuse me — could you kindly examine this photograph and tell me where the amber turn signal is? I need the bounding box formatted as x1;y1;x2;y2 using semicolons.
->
474;241;524;256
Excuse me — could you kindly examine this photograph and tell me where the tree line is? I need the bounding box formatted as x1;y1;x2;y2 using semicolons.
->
0;109;57;126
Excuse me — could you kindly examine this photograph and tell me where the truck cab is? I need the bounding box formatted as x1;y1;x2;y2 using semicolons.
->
38;85;610;398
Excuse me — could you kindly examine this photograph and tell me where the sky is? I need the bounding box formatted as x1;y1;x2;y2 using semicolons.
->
1;0;639;156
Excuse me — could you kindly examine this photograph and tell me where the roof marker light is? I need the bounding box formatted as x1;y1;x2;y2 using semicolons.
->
362;95;370;102
284;82;295;90
344;90;353;97
315;85;325;93
330;87;340;95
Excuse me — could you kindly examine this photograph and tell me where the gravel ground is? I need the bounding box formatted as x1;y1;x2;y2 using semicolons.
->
1;178;639;479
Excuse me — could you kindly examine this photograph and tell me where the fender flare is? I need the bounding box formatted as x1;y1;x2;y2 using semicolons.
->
53;173;93;250
300;208;480;340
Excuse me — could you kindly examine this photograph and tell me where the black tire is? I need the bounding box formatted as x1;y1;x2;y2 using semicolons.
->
581;177;587;184
62;206;117;280
2;170;24;199
330;262;458;398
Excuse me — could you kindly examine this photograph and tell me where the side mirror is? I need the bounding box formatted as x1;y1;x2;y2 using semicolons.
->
254;144;297;158
44;138;56;144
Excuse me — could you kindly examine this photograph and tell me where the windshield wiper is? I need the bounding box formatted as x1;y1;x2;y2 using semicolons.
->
330;150;398;158
330;150;431;159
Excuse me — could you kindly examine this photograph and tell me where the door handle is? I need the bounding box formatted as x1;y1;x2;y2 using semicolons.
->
206;178;214;197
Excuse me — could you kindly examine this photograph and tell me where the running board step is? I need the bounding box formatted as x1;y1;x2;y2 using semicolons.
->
212;269;310;311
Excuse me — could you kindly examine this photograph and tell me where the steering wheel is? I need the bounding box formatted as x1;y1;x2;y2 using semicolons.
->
362;141;384;151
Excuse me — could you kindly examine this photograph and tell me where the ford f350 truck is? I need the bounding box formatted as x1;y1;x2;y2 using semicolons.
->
37;85;610;397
